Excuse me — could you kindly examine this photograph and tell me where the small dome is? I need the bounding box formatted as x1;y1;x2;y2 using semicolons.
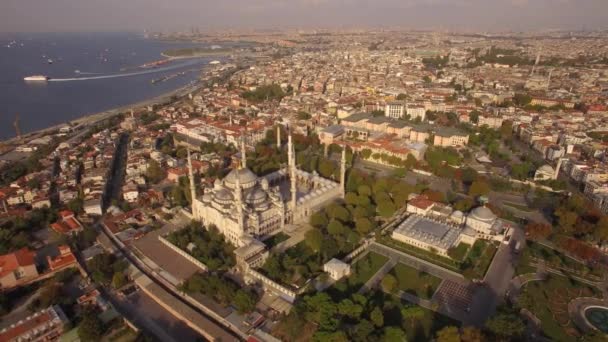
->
470;206;497;222
214;188;233;202
245;187;267;203
451;210;464;218
538;164;555;174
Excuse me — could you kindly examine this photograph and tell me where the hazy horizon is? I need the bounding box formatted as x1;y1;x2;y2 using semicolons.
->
1;0;608;33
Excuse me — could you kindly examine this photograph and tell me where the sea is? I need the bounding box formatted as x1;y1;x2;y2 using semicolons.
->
0;32;221;140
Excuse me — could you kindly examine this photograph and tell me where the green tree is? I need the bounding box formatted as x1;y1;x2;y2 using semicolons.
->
67;198;84;214
461;326;485;342
382;327;407;342
234;289;257;313
351;319;374;342
377;200;396;218
111;272;127;289
146;159;165;184
485;311;525;340
436;326;462;342
370;307;384;327
594;216;608;243
337;299;363;320
327;220;346;236
468;180;491;197
513;93;532;106
454;198;475;212
318;159;336;179
469;111;480;124
310;211;329;228
327;204;351;222
305;228;324;252
78;308;104;341
355;217;374;235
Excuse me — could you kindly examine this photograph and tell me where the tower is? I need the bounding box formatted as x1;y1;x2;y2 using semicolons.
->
288;133;297;211
241;136;247;169
340;147;346;198
187;147;197;216
276;126;281;149
235;168;244;231
554;158;564;180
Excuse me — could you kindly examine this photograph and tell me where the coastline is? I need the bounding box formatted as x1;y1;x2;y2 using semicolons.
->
1;70;208;146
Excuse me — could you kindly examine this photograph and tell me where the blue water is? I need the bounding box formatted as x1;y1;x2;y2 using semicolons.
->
0;32;219;140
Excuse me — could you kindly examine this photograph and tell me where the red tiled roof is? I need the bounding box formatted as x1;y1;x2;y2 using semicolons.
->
408;195;436;210
0;248;36;278
47;246;76;271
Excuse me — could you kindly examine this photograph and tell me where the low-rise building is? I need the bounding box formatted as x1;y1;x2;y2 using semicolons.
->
0;248;38;289
323;258;351;281
0;305;68;341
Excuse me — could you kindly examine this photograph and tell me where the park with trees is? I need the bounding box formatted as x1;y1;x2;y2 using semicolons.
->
166;222;235;271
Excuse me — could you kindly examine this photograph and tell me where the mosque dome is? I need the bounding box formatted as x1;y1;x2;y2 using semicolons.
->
245;187;267;203
469;206;497;222
214;188;233;202
224;168;258;189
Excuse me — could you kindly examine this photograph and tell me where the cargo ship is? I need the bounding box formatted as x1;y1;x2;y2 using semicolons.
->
24;75;49;82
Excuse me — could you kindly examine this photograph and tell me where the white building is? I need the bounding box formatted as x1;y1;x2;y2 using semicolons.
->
385;101;406;119
406;105;426;121
391;215;476;257
323;258;351;281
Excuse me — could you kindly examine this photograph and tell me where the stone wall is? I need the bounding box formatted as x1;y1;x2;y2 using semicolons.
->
158;235;208;273
245;268;297;303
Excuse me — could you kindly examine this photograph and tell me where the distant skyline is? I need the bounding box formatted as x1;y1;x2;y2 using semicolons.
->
1;0;607;33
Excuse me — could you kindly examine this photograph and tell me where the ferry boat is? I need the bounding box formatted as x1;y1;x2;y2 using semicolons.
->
24;75;49;82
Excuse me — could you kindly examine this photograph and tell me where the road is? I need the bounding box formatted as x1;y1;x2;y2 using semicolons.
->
120;288;200;342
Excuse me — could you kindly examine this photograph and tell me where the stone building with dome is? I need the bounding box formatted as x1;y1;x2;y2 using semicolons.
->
187;132;345;267
465;205;506;240
392;194;509;259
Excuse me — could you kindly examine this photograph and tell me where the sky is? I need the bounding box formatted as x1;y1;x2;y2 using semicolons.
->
1;0;607;33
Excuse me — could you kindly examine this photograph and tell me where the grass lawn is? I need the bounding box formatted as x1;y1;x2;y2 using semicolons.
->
519;274;602;341
389;263;442;299
515;256;538;276
377;235;461;272
328;252;388;300
264;232;289;249
461;240;497;280
503;201;533;212
449;242;470;261
525;241;602;279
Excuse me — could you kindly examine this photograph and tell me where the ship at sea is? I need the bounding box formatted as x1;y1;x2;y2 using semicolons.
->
24;75;49;82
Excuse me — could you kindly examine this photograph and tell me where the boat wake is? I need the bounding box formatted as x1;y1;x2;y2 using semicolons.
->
50;60;201;82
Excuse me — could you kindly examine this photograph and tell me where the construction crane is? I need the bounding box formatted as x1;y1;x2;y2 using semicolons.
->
13;114;21;139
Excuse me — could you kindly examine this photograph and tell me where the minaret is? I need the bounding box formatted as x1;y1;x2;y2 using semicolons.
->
288;133;297;210
241;137;247;169
276;126;281;149
340;147;346;198
554;158;564;180
235;169;244;232
187;147;197;216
